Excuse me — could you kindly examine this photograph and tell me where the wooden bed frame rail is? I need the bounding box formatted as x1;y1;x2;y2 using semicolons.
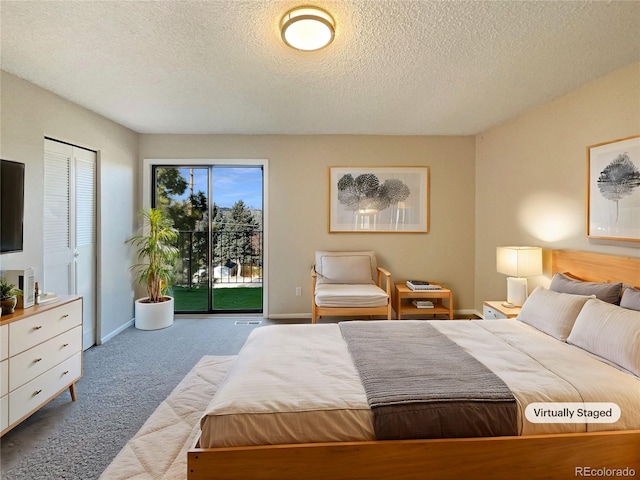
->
189;431;640;480
188;250;640;480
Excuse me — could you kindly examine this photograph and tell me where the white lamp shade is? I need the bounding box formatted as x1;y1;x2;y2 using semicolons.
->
496;246;543;278
281;7;335;51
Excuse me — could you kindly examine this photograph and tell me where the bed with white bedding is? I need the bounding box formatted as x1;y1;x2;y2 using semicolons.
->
201;319;640;448
189;250;640;480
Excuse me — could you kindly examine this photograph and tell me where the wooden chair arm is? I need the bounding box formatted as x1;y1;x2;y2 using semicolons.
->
311;266;317;294
377;267;391;277
376;267;392;295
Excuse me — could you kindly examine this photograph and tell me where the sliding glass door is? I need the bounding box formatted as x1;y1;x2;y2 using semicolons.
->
152;165;264;314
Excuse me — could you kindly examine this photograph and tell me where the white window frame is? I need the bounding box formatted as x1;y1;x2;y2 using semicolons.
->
142;158;269;317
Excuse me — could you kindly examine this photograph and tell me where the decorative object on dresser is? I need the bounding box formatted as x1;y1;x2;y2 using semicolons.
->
496;246;543;307
394;282;453;319
586;135;640;242
2;268;35;309
126;208;178;330
0;295;83;436
328;167;429;233
0;277;22;316
311;251;392;323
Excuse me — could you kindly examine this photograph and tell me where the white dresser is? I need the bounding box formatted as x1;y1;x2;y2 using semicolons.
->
0;296;82;435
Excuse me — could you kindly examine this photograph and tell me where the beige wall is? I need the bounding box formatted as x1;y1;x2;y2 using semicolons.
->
5;60;636;328
0;71;139;342
139;135;476;317
475;62;640;310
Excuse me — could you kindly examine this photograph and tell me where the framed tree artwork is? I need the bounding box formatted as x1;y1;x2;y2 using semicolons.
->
329;166;429;233
586;135;640;241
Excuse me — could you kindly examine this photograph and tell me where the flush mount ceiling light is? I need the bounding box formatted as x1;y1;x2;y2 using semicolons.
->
281;6;335;51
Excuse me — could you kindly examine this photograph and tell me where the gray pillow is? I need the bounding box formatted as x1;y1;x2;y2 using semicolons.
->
549;273;622;304
620;287;640;311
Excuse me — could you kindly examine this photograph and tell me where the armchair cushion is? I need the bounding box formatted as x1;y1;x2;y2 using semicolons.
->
315;284;389;308
315;251;377;285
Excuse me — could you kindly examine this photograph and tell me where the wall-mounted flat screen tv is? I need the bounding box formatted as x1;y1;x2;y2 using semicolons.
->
1;159;25;253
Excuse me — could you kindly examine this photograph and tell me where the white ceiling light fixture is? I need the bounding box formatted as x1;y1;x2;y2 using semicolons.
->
281;6;335;51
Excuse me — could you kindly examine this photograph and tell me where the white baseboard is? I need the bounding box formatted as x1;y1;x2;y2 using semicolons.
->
267;313;312;320
455;309;483;318
101;318;134;344
268;311;482;320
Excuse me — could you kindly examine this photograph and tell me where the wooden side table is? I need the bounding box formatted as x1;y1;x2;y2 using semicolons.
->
483;301;521;319
394;282;453;320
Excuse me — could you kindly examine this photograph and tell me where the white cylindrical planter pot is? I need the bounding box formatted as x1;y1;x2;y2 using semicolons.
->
134;296;174;330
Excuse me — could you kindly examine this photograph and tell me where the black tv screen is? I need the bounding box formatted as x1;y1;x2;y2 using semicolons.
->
1;160;25;253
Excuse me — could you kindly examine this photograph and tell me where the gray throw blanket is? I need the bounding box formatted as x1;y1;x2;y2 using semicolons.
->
339;321;518;440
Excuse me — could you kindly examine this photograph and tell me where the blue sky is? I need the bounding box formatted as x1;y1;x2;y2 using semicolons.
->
178;167;262;209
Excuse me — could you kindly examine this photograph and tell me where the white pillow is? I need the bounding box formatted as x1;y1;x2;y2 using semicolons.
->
517;286;592;341
315;251;376;285
567;298;640;376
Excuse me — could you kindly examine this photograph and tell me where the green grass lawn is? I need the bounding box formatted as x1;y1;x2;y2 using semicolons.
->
173;286;262;311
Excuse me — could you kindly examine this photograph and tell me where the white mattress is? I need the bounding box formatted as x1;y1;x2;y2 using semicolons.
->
199;324;375;447
200;320;640;447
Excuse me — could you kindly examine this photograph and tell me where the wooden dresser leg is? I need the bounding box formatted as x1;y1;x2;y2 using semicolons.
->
69;383;77;402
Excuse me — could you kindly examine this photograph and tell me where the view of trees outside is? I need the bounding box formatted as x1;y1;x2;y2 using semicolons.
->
154;166;263;295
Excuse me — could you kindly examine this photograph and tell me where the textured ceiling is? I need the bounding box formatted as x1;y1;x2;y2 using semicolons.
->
1;1;639;135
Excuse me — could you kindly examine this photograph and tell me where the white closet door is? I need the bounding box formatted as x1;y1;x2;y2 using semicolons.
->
75;148;96;349
44;139;96;349
44;141;74;295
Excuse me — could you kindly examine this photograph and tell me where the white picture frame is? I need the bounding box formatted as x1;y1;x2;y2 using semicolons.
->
329;166;429;233
587;135;640;242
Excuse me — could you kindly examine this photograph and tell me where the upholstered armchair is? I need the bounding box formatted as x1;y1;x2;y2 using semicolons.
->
311;251;392;323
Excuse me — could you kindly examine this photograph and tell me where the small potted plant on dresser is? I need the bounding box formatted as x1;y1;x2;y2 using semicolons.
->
126;208;179;330
0;277;22;315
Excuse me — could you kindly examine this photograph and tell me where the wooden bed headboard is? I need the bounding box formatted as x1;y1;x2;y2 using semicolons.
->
551;250;640;288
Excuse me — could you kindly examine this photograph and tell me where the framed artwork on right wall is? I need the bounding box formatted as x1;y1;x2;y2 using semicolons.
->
586;134;640;242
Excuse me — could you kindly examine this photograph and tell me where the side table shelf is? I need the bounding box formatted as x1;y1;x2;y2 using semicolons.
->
394;282;453;320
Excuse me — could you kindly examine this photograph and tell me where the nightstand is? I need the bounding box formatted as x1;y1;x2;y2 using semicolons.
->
394;282;453;320
482;301;521;320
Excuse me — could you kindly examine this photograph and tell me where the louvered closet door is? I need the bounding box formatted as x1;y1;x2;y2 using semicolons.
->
44;141;74;296
44;139;96;349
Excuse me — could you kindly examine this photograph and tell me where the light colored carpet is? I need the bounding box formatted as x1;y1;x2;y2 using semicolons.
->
99;356;235;480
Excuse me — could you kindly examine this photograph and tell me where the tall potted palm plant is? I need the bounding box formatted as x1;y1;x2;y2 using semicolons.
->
126;208;179;330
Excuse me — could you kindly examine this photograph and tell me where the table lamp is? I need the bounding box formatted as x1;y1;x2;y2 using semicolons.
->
496;246;543;307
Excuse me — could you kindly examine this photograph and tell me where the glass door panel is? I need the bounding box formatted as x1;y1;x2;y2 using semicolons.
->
152;165;263;314
211;166;263;312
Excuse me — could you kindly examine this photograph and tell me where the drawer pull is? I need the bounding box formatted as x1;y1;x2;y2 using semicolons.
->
61;314;69;319
34;358;42;363
62;343;69;347
33;325;43;330
63;370;69;375
34;389;42;396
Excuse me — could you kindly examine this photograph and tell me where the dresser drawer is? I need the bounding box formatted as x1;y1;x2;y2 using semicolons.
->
0;359;8;397
0;324;8;361
0;394;8;433
9;300;82;356
9;326;82;391
9;352;81;425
